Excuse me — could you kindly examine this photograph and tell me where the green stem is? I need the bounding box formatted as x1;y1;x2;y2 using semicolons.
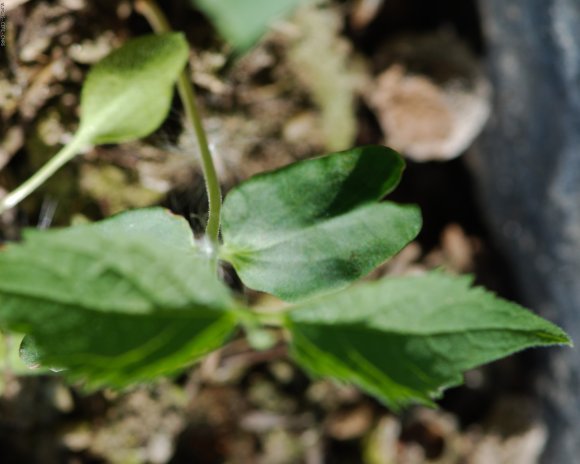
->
177;73;222;241
135;0;222;243
0;134;87;214
232;305;288;328
251;309;288;328
233;306;287;351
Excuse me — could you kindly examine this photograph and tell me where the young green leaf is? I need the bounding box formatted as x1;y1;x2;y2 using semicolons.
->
78;32;189;144
0;33;189;214
193;0;302;51
220;146;421;301
0;208;237;388
286;273;571;411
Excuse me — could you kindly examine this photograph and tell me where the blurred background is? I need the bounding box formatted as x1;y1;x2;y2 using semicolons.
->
1;1;579;463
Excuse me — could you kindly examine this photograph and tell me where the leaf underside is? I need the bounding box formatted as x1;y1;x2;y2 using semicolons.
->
78;33;189;145
287;273;571;410
0;208;236;388
221;145;422;301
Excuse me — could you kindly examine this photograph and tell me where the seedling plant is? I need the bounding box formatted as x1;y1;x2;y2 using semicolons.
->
0;2;571;411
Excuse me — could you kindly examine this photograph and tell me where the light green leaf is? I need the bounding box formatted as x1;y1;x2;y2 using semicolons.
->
287;273;571;411
0;208;236;387
0;34;189;214
78;33;189;144
221;146;421;301
193;0;302;51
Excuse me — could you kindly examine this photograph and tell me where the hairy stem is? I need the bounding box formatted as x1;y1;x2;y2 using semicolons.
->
0;134;88;214
135;0;222;243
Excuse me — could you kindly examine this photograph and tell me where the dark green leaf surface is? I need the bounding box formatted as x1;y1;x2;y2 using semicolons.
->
221;146;421;301
194;0;302;51
287;273;571;410
78;33;189;144
0;208;236;387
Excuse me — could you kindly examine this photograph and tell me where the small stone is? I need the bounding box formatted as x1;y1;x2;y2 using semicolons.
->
326;404;374;440
367;33;491;161
147;433;174;464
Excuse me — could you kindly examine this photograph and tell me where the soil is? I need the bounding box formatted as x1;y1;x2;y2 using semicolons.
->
0;1;547;463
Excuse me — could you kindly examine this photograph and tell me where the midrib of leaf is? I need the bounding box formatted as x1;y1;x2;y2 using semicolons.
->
0;236;221;314
39;313;232;369
346;344;440;404
290;318;569;342
73;319;235;388
223;202;417;260
291;328;433;408
79;84;162;143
